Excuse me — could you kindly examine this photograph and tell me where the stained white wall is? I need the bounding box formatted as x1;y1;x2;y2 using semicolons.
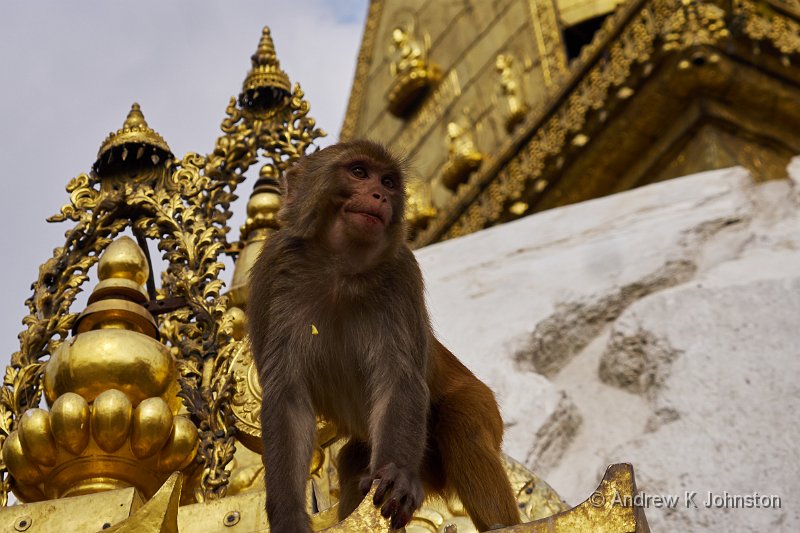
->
417;159;800;532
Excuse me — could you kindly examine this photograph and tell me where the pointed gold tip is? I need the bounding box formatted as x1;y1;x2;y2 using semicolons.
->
123;102;148;130
252;26;278;67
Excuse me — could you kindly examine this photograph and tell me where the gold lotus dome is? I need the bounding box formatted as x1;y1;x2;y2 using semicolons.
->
4;237;197;502
43;237;180;410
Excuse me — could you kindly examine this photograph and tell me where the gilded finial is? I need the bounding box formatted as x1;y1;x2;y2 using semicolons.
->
239;178;282;241
123;103;147;129
97;236;150;286
251;27;278;67
226;178;282;309
240;27;291;111
74;236;157;337
94;103;173;176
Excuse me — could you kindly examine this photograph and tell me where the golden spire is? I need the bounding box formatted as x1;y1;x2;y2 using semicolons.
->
251;26;278;66
240;27;291;110
94;103;173;175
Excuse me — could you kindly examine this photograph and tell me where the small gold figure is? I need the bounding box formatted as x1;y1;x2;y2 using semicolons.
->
496;53;529;131
386;21;440;117
389;25;426;78
441;113;483;191
406;178;438;234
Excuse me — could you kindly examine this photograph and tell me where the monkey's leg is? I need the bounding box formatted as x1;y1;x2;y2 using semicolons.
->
260;381;317;533
435;397;521;531
336;439;371;521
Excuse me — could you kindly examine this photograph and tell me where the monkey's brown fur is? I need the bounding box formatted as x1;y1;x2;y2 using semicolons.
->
247;140;521;532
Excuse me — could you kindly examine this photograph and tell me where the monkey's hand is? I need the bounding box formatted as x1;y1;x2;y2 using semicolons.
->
359;462;424;529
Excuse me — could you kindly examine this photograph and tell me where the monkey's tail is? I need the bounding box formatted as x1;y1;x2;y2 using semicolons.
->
434;390;522;531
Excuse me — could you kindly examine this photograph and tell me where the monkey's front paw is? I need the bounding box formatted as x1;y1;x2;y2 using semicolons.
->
359;462;424;530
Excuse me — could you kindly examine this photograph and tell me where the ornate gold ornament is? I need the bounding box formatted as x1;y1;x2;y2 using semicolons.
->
405;178;438;236
0;26;324;507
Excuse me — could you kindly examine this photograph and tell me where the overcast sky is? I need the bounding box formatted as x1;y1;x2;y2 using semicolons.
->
0;1;368;375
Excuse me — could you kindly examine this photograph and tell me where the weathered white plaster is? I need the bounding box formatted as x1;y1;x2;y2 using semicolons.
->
416;159;800;531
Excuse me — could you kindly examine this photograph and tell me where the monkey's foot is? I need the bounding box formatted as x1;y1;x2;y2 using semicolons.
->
359;462;424;529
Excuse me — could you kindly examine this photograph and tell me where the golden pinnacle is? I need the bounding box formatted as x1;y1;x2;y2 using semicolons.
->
251;27;278;67
94;103;172;174
240;27;291;108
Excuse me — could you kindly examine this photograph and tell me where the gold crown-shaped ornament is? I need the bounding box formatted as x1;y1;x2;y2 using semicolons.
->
93;103;173;175
239;27;291;111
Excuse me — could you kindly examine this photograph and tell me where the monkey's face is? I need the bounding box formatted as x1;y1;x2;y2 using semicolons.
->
331;158;403;249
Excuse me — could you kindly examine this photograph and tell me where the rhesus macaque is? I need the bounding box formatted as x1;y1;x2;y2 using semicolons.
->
247;140;521;532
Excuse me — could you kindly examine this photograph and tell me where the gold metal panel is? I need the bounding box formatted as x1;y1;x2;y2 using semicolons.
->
177;489;269;532
0;486;141;532
406;0;800;246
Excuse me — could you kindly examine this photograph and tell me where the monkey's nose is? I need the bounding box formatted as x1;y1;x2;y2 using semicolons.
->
372;192;383;200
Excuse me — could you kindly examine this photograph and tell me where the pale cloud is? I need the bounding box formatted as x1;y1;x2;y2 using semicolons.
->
0;1;368;374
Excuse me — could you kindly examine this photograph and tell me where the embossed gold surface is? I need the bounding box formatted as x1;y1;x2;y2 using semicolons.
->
506;464;650;532
386;21;441;117
442;113;483;191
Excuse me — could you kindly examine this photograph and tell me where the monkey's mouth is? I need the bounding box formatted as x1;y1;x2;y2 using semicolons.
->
347;209;385;226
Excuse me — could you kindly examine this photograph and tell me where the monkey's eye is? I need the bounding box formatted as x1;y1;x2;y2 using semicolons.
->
382;176;396;189
351;166;367;179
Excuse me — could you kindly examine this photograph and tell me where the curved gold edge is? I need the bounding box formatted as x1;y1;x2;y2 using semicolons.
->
502;463;650;533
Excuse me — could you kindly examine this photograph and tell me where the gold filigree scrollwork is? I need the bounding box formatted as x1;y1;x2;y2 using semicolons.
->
127;161;239;502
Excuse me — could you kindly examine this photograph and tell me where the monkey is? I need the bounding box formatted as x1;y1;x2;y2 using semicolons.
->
247;140;521;532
